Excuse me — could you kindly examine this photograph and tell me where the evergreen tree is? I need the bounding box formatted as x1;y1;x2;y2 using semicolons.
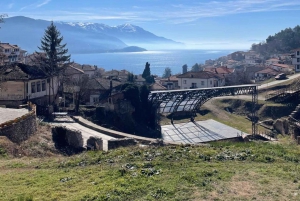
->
182;64;188;74
162;67;172;78
142;62;155;84
142;62;151;79
127;73;135;82
36;22;71;106
191;63;200;72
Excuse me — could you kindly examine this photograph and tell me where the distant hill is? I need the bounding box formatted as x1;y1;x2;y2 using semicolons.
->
0;16;183;54
251;25;300;55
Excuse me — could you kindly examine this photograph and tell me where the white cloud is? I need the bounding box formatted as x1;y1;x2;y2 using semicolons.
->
20;0;51;11
15;0;300;23
36;0;51;8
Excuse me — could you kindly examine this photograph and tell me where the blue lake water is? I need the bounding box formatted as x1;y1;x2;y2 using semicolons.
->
71;49;236;76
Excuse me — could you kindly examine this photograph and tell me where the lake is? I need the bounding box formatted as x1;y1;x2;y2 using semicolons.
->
71;49;237;76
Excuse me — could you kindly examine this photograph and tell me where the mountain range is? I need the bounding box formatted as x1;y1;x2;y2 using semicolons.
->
0;16;183;54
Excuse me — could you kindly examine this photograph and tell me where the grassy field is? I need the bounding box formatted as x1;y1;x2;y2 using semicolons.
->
0;138;300;201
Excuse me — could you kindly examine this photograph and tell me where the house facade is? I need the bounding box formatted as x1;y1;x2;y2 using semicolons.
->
0;43;26;64
292;48;300;72
159;75;179;90
0;63;58;107
177;71;225;89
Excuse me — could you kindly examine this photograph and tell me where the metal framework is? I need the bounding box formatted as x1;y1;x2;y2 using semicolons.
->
149;84;259;135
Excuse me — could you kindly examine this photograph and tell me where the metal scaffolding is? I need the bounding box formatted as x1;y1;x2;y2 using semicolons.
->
149;84;259;135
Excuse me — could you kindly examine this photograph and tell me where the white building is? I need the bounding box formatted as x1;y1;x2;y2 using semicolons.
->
292;48;300;72
177;71;225;89
0;63;59;107
0;43;26;64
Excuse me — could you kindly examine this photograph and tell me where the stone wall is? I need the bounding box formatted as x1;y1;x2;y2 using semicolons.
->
0;104;37;143
107;138;137;150
52;126;83;149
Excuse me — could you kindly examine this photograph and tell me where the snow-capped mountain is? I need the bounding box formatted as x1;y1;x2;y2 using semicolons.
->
0;16;183;54
58;21;183;47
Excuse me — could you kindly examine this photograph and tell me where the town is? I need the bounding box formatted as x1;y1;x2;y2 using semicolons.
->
1;7;300;201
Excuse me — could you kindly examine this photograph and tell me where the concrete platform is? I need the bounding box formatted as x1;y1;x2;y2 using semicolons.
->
161;119;247;144
51;117;116;150
0;108;29;124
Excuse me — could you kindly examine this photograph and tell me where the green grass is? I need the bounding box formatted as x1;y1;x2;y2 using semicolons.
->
0;140;300;201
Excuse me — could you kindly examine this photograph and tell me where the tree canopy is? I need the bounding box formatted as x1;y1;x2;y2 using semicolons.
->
142;62;155;84
36;21;71;76
191;63;200;72
162;67;172;78
251;25;300;55
182;64;188;74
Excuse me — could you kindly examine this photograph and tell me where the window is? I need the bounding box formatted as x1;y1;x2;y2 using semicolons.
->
192;83;197;88
297;58;300;62
37;81;41;92
183;80;186;84
201;81;205;85
210;81;212;85
297;65;300;70
297;51;300;56
31;82;36;93
42;80;46;91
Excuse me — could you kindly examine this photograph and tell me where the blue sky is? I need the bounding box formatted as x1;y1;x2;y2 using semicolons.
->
1;0;300;49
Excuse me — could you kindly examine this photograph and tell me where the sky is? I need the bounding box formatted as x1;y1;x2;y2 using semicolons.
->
1;0;300;50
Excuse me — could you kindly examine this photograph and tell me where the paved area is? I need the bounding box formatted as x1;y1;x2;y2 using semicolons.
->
51;117;116;150
0;107;29;124
161;119;247;144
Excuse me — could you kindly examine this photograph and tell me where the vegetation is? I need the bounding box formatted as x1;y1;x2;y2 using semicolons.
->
162;67;172;78
1;140;300;200
182;64;188;74
142;62;155;84
251;25;300;55
191;63;202;72
35;21;71;105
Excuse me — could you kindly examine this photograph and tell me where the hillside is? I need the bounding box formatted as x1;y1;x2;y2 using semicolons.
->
251;25;300;55
0;139;300;200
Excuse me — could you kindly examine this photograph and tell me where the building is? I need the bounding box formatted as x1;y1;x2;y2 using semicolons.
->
0;63;58;107
177;71;225;89
254;68;280;80
204;66;234;77
265;58;280;66
159;75;179;90
0;43;26;64
292;48;300;72
149;82;167;91
85;78;123;105
271;63;291;72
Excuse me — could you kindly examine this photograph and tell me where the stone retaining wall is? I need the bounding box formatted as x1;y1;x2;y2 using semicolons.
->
0;104;37;143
